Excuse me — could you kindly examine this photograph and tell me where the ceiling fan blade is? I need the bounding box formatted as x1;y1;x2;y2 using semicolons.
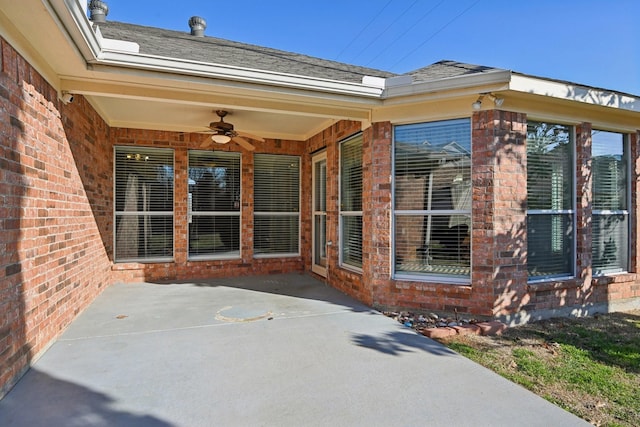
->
236;131;265;142
200;136;214;148
232;136;255;151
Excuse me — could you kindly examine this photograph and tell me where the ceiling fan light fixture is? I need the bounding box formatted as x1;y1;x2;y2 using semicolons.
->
211;133;231;144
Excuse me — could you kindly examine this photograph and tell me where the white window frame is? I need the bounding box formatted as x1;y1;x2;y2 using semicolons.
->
339;133;364;273
526;122;576;283
253;154;301;258
113;146;174;263
187;150;242;261
591;130;630;276
391;118;472;284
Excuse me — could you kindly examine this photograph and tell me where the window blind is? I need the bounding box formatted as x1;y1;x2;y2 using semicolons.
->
254;154;300;255
592;130;628;274
393;119;471;279
340;134;363;269
188;150;241;258
526;122;574;279
114;146;174;261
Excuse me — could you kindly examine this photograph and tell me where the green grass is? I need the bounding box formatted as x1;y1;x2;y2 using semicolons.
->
439;311;640;427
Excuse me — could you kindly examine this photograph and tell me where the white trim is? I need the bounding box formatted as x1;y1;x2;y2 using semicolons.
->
48;0;384;98
510;74;640;112
312;152;328;277
383;70;512;98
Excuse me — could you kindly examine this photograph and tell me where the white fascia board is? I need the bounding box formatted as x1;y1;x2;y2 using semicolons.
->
93;51;384;98
381;70;513;98
52;0;103;59
94;26;139;54
51;0;383;99
510;74;640;113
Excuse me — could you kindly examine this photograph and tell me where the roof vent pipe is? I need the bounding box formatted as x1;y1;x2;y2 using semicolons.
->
88;0;109;23
188;16;207;37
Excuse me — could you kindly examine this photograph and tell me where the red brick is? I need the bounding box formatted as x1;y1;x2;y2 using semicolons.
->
452;324;481;335
477;321;508;336
421;327;457;339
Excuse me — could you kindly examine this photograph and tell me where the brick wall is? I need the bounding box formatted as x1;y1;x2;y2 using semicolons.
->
304;121;367;301
359;112;640;321
0;38;113;397
110;130;308;283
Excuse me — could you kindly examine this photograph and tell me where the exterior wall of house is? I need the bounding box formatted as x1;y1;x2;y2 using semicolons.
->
2;29;640;397
0;38;113;397
304;121;368;301
349;111;640;323
110;130;307;283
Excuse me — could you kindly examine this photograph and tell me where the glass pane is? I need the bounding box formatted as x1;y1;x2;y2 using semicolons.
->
341;135;363;212
527;213;574;278
341;215;362;268
314;160;327;212
593;213;628;274
189;215;240;257
115;147;174;212
254;154;300;212
394;119;471;210
115;214;173;260
395;214;470;277
314;215;327;267
526;122;572;210
254;215;299;254
592;130;626;211
189;151;240;213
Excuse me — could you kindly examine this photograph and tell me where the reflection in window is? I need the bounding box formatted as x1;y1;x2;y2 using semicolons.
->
188;150;241;259
393;119;471;280
526;122;574;279
592;130;628;275
114;146;174;262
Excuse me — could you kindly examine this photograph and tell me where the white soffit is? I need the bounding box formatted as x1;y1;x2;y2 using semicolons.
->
510;74;640;112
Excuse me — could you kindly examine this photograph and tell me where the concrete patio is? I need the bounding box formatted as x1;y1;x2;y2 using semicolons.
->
0;274;589;426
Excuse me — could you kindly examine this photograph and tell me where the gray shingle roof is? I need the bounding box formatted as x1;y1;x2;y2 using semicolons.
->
407;60;505;83
97;21;506;86
97;21;397;83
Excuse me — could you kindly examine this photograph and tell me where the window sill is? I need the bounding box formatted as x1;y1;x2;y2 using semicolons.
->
393;273;470;286
592;272;636;285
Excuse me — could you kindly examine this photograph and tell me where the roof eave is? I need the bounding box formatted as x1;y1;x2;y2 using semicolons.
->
381;70;513;98
50;0;384;99
509;73;640;113
89;51;385;98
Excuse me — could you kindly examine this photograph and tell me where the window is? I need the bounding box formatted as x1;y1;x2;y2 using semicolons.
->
592;130;629;275
188;150;241;259
393;119;471;280
114;146;174;262
526;122;574;279
254;154;300;256
340;134;363;270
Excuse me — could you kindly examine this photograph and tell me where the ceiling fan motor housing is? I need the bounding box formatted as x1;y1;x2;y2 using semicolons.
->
209;121;234;133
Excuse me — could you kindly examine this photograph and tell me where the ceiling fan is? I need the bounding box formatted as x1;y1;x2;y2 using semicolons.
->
199;110;264;151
